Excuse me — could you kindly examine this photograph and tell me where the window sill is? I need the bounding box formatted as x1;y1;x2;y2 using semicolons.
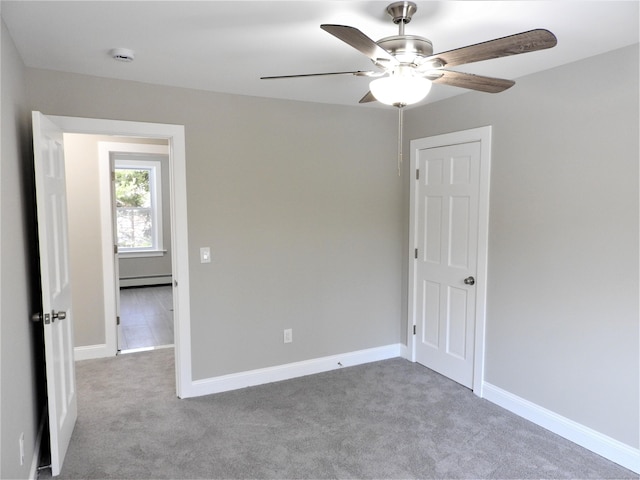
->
119;249;167;259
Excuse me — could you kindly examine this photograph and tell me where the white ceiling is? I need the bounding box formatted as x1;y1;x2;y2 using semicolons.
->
2;1;638;108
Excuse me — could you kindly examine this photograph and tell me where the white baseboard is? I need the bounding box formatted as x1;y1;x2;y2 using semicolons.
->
482;382;640;474
399;343;410;360
119;275;172;288
74;343;112;361
30;406;46;480
184;343;403;399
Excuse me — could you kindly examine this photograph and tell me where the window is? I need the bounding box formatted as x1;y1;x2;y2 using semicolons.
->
114;158;163;256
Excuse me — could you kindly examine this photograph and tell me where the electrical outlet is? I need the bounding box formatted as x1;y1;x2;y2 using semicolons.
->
283;328;293;344
19;433;24;466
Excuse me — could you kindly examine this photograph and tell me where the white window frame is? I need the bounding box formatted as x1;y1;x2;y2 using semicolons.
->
113;155;164;258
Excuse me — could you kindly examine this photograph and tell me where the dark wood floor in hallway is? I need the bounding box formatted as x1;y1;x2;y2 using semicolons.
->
119;285;173;350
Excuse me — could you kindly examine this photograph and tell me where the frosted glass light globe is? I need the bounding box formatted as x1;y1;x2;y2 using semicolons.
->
370;75;432;106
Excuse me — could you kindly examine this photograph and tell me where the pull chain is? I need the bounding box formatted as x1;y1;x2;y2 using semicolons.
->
397;106;404;177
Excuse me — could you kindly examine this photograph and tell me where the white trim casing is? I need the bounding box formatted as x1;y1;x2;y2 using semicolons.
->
408;126;492;396
399;343;410;360
29;406;47;480
73;344;111;362
118;251;167;258
113;155;165;254
483;382;640;474
49;115;191;399
182;344;403;399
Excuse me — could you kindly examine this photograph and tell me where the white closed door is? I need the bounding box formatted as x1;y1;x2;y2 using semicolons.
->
414;140;481;388
32;111;77;476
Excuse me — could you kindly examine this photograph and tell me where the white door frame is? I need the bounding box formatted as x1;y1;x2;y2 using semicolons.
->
48;114;192;399
408;126;492;396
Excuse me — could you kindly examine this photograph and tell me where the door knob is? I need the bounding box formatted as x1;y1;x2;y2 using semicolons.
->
32;311;64;323
464;276;475;286
33;311;66;323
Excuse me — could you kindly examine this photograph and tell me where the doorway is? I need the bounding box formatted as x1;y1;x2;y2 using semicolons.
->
32;112;192;474
408;126;491;395
101;141;174;352
45;113;192;398
64;136;174;354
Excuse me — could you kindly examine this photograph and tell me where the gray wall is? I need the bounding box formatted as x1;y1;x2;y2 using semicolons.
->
64;134;170;347
405;44;639;448
0;18;45;479
24;69;403;381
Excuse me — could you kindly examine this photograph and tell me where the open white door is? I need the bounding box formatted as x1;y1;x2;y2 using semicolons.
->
32;111;77;476
109;157;123;351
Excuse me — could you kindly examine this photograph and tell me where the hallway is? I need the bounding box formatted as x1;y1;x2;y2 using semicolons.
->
119;285;173;350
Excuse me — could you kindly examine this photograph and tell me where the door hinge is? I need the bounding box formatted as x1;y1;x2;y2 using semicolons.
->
414;248;418;259
413;325;416;335
116;316;120;326
416;169;419;180
111;171;116;182
114;244;118;254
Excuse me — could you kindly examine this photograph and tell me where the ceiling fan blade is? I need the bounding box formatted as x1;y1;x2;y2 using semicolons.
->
431;70;515;93
321;24;398;67
358;91;377;104
261;70;376;80
427;29;557;68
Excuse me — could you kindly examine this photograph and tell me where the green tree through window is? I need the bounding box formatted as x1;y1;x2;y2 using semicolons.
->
114;159;162;253
115;167;152;248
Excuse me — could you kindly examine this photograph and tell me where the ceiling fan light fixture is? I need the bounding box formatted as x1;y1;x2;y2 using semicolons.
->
369;75;431;106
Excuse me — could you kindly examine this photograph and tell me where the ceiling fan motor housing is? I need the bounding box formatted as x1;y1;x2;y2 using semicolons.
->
379;2;433;67
377;35;433;64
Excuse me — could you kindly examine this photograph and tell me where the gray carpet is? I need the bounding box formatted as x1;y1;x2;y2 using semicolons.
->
48;349;636;479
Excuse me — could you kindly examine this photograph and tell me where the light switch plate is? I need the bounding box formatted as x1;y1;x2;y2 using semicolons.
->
200;247;211;263
283;328;292;344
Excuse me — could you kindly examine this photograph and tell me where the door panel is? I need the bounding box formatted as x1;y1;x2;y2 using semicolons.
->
33;111;77;476
422;280;440;346
414;141;481;388
449;196;471;268
447;286;469;359
424;197;442;263
110;157;123;351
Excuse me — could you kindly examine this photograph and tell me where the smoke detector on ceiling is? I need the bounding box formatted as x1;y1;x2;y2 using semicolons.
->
109;48;135;62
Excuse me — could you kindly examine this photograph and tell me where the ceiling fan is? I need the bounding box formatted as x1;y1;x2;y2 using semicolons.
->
261;1;557;108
